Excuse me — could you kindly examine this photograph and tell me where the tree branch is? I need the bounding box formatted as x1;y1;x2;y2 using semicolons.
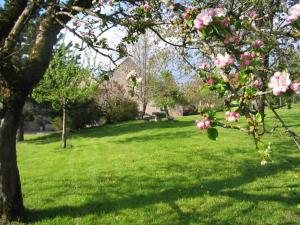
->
266;98;300;151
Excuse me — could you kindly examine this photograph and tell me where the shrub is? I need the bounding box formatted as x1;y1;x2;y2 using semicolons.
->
68;100;102;130
52;99;102;131
100;97;138;123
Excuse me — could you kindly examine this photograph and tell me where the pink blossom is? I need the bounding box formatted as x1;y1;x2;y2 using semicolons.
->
198;63;211;70
204;120;211;127
194;9;214;30
222;17;230;27
214;8;226;17
142;3;151;11
225;35;231;44
252;39;264;48
243;60;252;66
253;79;263;89
92;0;103;4
232;73;239;81
233;35;239;44
186;7;196;14
195;116;211;129
268;71;291;96
197;121;206;129
225;111;240;122
241;52;252;59
182;13;191;20
73;20;82;28
287;4;300;23
290;82;300;94
206;78;215;85
248;10;258;18
214;53;234;68
194;18;205;30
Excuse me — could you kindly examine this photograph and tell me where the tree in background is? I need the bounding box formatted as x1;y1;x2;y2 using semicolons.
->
151;70;183;118
97;80;139;123
130;33;151;117
181;77;224;115
33;45;97;148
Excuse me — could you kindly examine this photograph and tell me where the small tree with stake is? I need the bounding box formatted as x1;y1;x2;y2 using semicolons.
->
33;45;97;148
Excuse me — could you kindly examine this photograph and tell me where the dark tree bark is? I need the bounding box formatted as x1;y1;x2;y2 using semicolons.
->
163;105;170;118
16;116;24;142
0;92;27;223
0;0;107;222
0;6;64;223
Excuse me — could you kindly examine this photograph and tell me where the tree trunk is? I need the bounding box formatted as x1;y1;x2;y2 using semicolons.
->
16;117;24;142
62;103;67;148
141;102;147;118
163;105;170;118
0;93;26;224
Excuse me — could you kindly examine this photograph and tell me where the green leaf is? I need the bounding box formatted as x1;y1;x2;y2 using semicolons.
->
238;71;247;84
207;110;216;119
207;128;218;141
103;74;110;81
199;85;209;94
256;112;262;123
186;19;193;27
230;106;239;112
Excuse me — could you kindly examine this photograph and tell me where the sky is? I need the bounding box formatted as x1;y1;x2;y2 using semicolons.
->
0;0;193;83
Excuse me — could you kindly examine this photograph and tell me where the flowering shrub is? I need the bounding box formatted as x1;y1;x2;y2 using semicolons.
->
68;0;300;165
169;1;300;164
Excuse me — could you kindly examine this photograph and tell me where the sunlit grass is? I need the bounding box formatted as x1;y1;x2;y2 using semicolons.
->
15;105;300;225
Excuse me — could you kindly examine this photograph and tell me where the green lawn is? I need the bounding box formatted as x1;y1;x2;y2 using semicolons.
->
15;105;300;225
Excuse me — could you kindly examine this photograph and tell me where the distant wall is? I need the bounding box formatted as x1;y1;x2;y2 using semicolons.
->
24;116;54;132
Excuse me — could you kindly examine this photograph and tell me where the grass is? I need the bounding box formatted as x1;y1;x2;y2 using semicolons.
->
15;105;300;225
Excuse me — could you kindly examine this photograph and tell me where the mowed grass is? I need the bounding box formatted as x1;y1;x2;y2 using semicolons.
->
15;105;300;225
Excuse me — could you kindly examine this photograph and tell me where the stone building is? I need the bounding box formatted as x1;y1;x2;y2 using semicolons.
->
110;57;183;117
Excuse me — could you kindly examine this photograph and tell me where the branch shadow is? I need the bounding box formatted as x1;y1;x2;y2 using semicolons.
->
23;147;300;224
23;119;195;145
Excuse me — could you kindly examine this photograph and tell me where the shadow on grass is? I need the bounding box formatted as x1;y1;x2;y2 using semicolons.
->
23;132;61;145
24;119;195;145
24;143;300;225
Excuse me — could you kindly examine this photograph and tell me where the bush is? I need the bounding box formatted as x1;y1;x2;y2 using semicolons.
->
100;97;139;123
97;81;139;124
51;99;102;131
51;116;70;132
68;100;102;130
